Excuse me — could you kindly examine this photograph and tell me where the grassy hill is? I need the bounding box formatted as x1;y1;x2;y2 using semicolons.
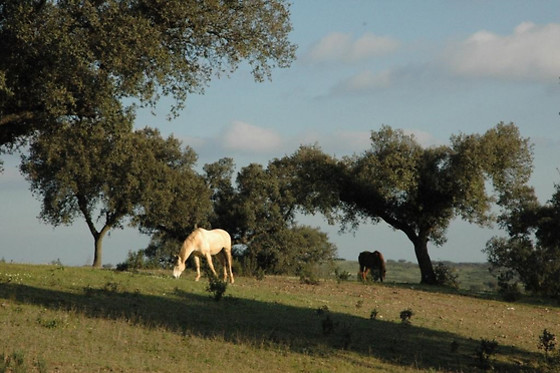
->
0;262;558;372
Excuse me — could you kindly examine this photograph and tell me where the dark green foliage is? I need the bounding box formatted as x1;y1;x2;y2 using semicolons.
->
116;250;146;272
433;262;460;289
0;0;296;147
2;0;297;269
539;331;558;364
231;163;337;275
206;274;227;302
485;183;560;300
20;124;211;267
299;264;320;285
334;267;351;283
276;123;533;285
399;309;414;325
495;270;523;302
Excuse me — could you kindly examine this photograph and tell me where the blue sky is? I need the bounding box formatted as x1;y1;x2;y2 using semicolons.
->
1;1;560;266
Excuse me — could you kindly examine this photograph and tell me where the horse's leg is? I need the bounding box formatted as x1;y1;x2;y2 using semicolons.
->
194;256;201;281
363;267;370;281
224;249;234;284
205;253;219;278
216;251;227;282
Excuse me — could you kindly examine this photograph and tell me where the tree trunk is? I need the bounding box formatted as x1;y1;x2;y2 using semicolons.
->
413;236;437;284
91;226;111;268
92;233;103;268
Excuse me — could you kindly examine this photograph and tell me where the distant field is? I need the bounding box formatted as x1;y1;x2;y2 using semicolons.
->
1;262;558;372
333;260;497;292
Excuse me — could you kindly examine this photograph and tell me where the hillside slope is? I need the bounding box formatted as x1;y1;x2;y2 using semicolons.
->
0;263;558;372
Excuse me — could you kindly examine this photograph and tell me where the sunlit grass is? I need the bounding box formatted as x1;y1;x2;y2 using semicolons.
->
0;262;558;372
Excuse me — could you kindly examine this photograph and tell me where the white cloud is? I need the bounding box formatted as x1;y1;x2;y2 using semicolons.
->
304;32;400;64
333;69;393;94
221;121;283;154
443;22;560;81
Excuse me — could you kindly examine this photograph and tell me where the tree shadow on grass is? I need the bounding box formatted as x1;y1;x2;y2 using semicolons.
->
0;282;541;372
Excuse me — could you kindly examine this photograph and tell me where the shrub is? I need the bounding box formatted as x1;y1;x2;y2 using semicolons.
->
206;274;227;301
298;264;320;285
475;338;498;369
538;329;557;360
399;309;414;325
433;262;459;288
334;267;351;283
496;272;523;302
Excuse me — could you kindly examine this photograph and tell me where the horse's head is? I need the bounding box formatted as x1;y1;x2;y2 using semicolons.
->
172;254;185;279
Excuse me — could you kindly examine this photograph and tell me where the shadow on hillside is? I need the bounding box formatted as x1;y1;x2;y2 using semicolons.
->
0;281;541;372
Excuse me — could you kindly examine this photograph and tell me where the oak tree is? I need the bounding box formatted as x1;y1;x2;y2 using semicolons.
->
278;123;533;284
20;120;209;267
485;183;560;299
0;0;296;147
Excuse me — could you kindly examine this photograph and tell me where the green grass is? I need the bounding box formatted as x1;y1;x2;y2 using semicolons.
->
0;262;558;372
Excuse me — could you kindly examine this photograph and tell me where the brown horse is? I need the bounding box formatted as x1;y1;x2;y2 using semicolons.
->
358;251;386;282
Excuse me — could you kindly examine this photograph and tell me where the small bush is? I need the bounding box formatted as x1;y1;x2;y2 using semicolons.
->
334;267;351;283
539;329;557;356
116;250;145;271
498;280;523;302
254;267;265;281
434;262;459;288
206;275;227;301
400;309;414;325
299;265;320;285
475;338;498;369
538;328;560;369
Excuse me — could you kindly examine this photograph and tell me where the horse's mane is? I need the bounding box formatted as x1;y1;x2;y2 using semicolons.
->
376;251;386;272
180;228;202;258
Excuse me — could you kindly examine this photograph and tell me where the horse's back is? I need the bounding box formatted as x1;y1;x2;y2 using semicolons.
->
359;250;385;268
358;251;374;265
196;228;231;252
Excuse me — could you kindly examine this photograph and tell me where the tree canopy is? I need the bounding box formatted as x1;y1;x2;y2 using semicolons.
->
0;0;296;148
20;121;209;267
485;182;560;300
276;123;533;284
204;161;336;276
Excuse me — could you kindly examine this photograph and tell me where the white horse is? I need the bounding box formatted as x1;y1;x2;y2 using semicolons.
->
172;228;234;283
